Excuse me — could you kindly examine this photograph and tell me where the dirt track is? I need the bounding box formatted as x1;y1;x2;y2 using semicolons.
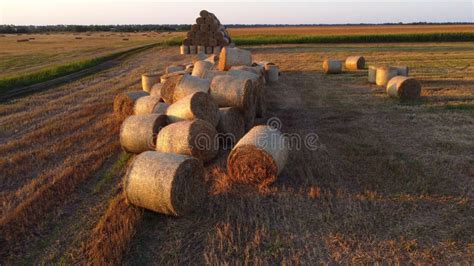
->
1;43;473;263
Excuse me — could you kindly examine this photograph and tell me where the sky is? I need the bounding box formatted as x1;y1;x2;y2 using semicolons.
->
1;0;473;25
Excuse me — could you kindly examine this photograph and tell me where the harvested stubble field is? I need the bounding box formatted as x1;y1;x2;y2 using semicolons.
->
0;41;473;264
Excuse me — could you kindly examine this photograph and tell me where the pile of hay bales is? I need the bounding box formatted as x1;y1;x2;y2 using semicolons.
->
321;55;421;100
113;44;287;216
181;10;232;55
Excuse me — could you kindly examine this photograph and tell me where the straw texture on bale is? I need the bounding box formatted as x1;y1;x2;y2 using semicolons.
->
376;66;398;86
113;91;149;120
218;47;252;71
152;102;170;114
217;107;245;144
150;83;163;98
227;125;289;187
395;66;409;76
386;76;421;99
265;64;279;83
197;45;206;54
210;75;256;130
124;151;206;216
345;56;366;70
213;46;221;56
166;91;219;127
192;60;214;78
368;65;377;84
180;45;190;55
206;46;213;54
161;75;210;104
142;73;160;92
156;120;218;162
322;59;342;74
193;52;208;63
189;46;197;54
160;71;186;83
166;65;186;74
226;69;265;118
202;69;227;81
134;96;162;115
120;114;167;153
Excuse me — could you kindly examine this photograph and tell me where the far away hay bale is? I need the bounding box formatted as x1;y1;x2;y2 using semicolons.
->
153;102;169;114
150;83;163;98
156;119;218;162
227;125;289;187
376;66;398;87
113;91;149;120
217;107;245;144
134;96;162;115
386;76;421;100
120;114;167;153
166;65;186;74
265;64;279;83
166;91;219;127
210;75;256;131
218;47;252;71
142;73;160;92
180;45;190;55
161;74;210;104
124;151;206;216
192;60;214;78
345;56;365;70
322;59;342;74
395;66;409;76
368;65;377;84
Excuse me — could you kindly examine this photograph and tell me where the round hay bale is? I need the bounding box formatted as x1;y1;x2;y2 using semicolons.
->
160;71;186;83
197;46;206;54
386;76;421;100
142;73;160;92
124;151;206;216
376;66;398;87
322;59;342;74
113;91;149;120
200;10;209;17
180;45;190;55
134;96;162;115
189;46;197;54
150;83;163;98
217;107;245;144
120;114;167;153
213;46;221;56
166;91;219;127
192;60;214;78
193;52;208;63
218;47;252;71
227;125;289;186
161;75;210;104
205;46;213;54
368;65;377;84
156;120;218;162
345;56;365;70
226;69;265;118
166;65;186;74
153;102;170;114
265;65;279;83
395;66;409;76
210;75;256;131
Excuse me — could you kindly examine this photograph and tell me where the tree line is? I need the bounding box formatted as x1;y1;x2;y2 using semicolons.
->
1;22;471;34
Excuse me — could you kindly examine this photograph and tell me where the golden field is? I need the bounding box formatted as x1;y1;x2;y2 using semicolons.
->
0;40;473;263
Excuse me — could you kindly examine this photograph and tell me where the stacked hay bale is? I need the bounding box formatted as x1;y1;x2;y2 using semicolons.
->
181;10;231;55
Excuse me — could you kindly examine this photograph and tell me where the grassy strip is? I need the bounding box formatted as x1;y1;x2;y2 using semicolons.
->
233;32;474;45
165;32;474;46
0;43;159;94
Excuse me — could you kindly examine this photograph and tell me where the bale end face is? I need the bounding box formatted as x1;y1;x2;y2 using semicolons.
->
227;145;278;186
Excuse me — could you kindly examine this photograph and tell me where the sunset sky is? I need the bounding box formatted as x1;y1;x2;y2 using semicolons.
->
1;0;473;25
